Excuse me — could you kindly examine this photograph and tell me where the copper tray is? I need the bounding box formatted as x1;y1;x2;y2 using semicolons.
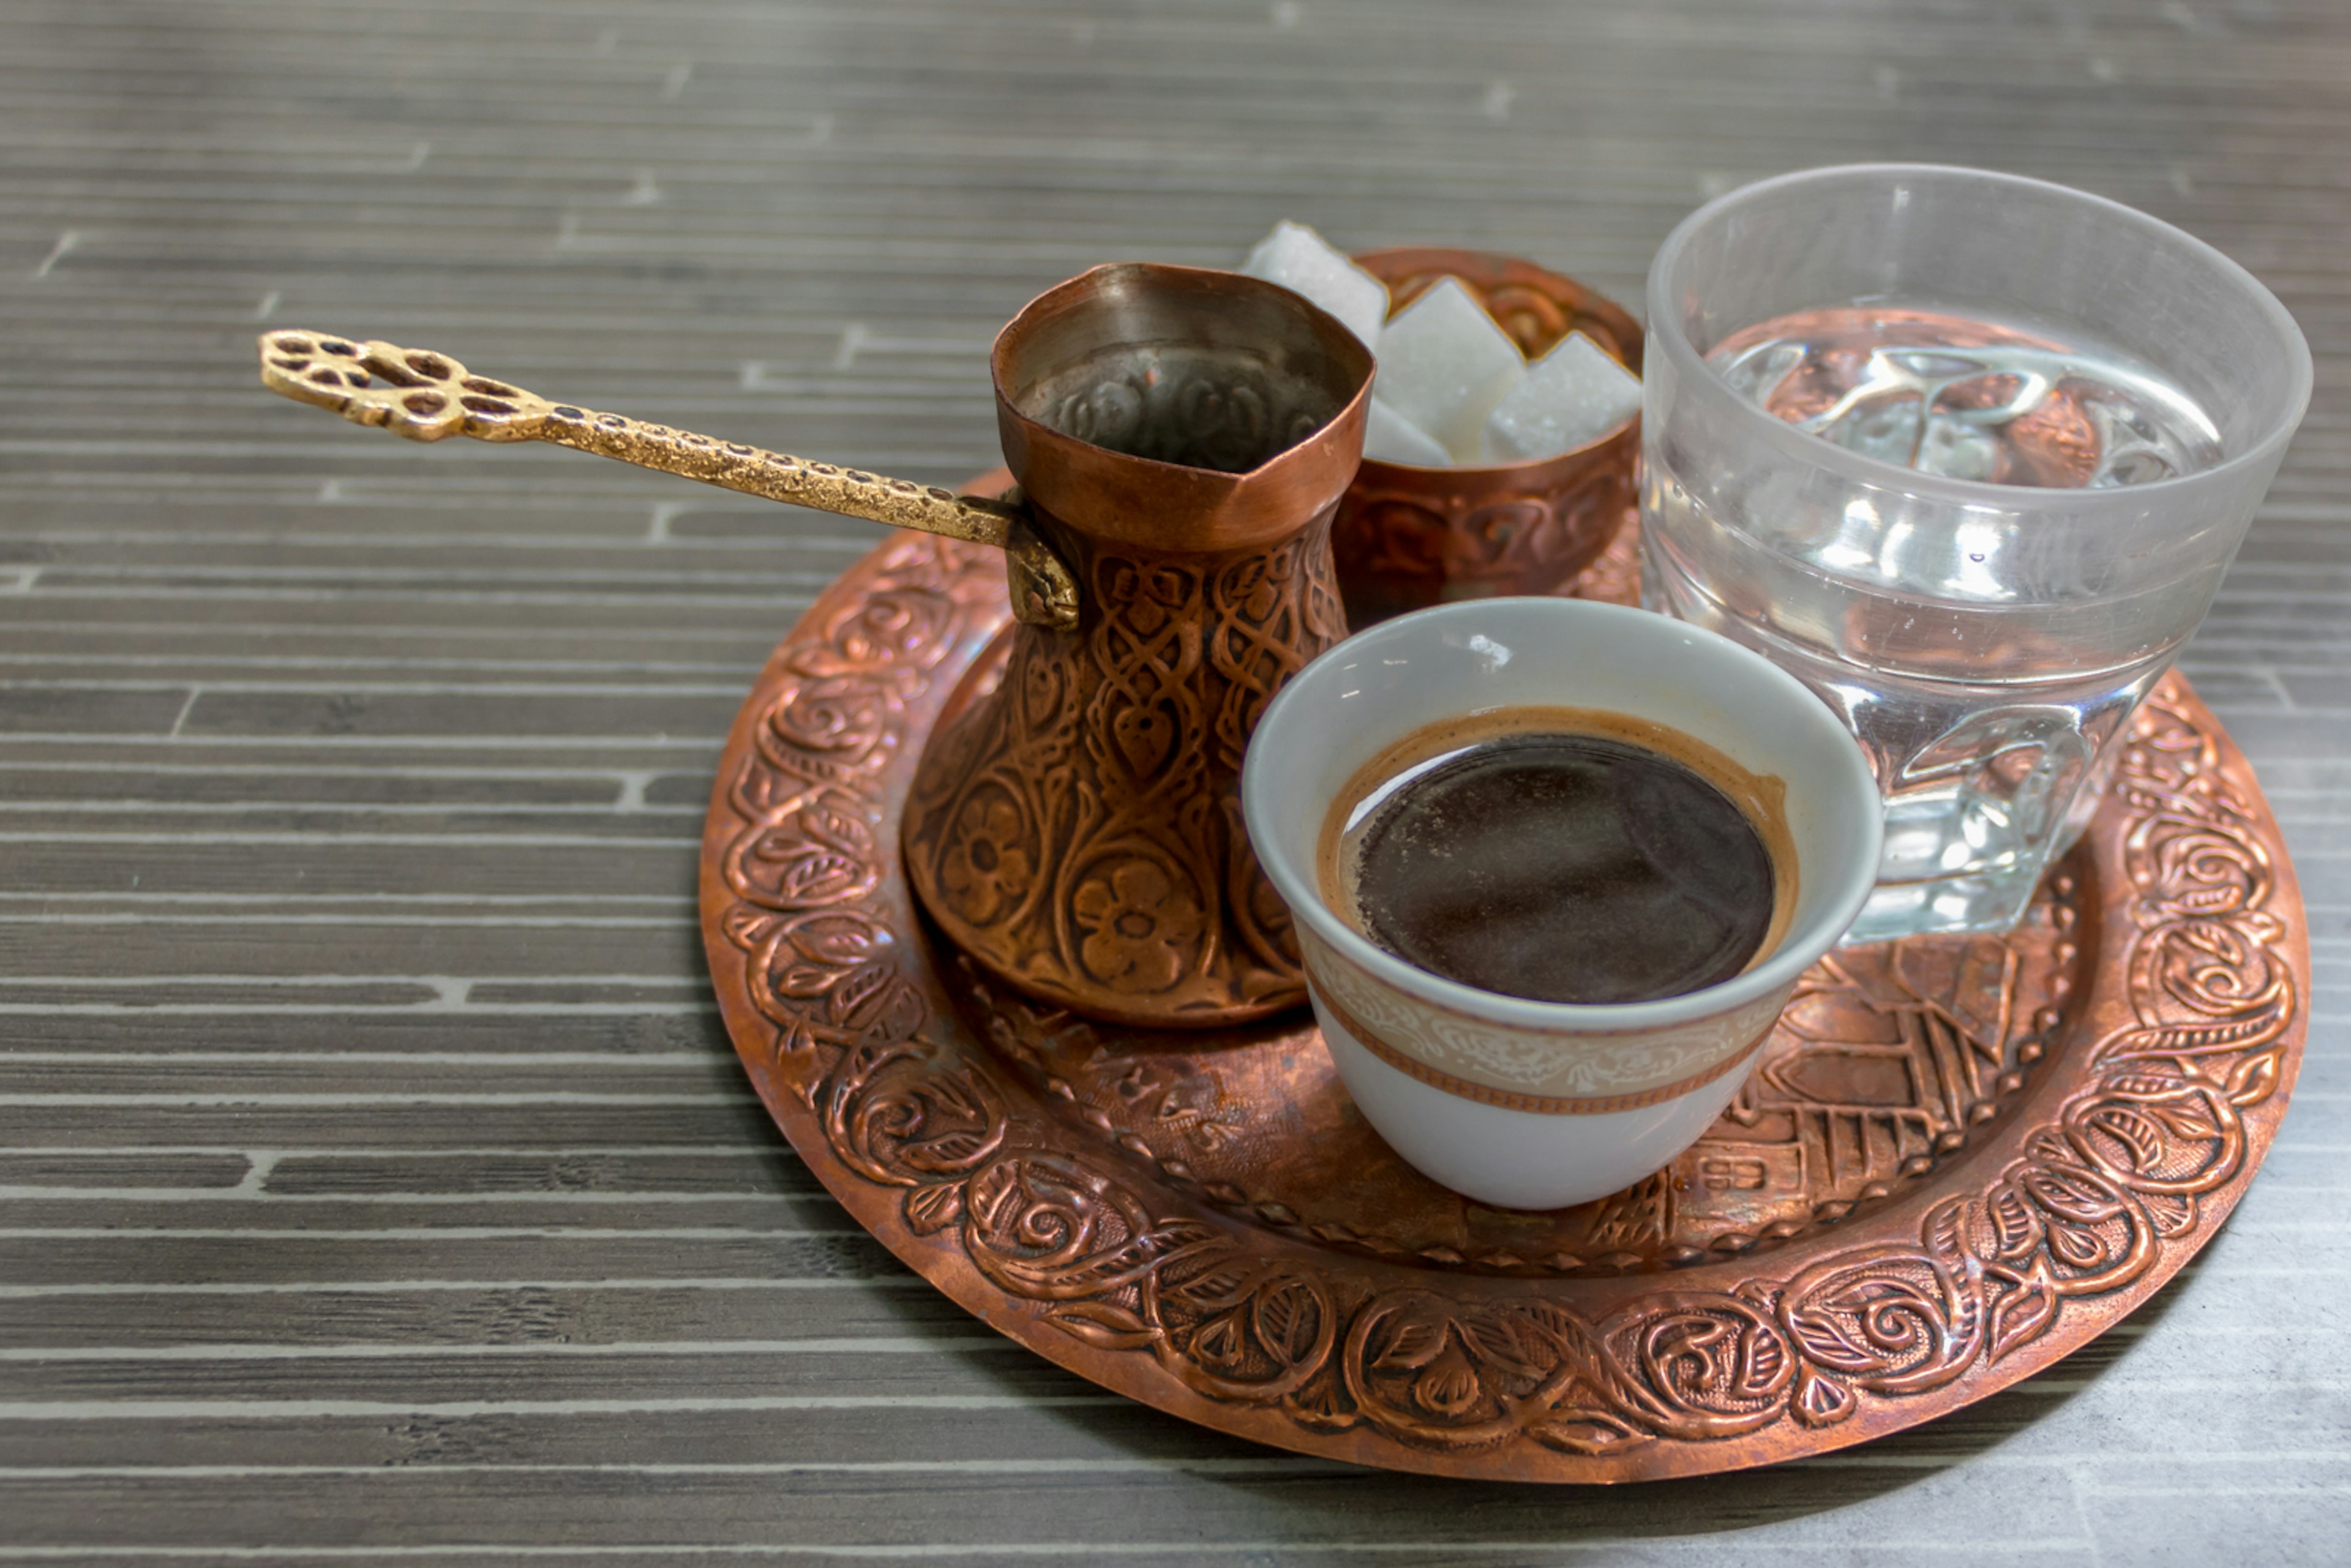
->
699;491;2306;1482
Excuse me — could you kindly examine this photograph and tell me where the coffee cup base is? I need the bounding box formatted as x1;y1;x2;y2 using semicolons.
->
1316;999;1763;1212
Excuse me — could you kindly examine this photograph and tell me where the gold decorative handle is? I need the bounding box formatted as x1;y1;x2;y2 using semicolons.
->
257;330;1079;630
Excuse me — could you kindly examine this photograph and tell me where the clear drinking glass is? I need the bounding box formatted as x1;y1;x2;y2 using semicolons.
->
1640;163;2312;943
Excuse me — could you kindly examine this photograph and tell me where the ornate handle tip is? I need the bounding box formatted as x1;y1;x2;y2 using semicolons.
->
257;331;539;442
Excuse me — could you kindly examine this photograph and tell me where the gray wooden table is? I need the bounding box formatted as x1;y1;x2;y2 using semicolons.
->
2;0;2343;1561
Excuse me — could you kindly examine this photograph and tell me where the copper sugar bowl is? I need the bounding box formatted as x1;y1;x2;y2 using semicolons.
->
902;264;1374;1029
1335;247;1643;626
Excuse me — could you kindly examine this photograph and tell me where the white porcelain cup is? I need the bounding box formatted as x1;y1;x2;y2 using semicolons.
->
1241;596;1883;1210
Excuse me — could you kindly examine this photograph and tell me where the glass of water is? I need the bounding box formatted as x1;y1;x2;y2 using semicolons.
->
1640;163;2312;943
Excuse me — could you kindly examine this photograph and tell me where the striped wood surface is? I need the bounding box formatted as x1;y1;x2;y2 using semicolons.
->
1;0;2345;1561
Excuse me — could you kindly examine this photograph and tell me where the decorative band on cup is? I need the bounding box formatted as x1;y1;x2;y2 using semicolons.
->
1307;978;1773;1116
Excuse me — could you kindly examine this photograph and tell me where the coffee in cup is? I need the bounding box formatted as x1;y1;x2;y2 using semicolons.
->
1240;596;1884;1210
1318;705;1796;1006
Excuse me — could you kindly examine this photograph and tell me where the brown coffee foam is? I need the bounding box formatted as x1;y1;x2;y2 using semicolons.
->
1316;704;1799;988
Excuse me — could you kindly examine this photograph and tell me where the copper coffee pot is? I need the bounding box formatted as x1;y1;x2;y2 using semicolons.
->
902;266;1371;1028
256;264;1374;1029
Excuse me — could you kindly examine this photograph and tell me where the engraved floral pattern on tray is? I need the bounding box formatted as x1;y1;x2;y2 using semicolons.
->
701;528;2304;1480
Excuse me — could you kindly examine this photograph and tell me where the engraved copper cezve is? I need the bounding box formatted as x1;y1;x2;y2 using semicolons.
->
254;263;1378;1033
1332;249;1645;625
701;514;2306;1482
900;264;1373;1030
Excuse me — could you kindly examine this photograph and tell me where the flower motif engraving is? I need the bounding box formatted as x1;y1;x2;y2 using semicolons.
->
830;584;957;670
724;790;880;913
1072;854;1208;995
936;790;1035;927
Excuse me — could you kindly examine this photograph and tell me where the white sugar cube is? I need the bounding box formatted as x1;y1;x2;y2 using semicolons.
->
1239;221;1390;351
1482;331;1641;463
1361;396;1450;468
1373;278;1526;465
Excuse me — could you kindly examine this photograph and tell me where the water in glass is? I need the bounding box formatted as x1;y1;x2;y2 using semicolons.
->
1644;304;2227;942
